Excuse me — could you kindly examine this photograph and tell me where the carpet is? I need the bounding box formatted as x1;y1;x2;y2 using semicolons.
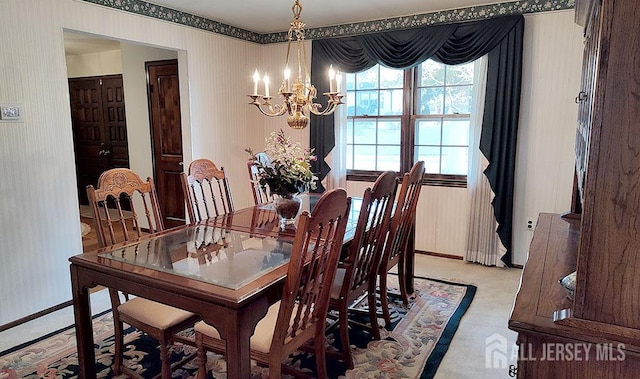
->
0;276;476;378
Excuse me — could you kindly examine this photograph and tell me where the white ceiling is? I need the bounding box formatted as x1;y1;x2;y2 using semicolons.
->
147;0;513;34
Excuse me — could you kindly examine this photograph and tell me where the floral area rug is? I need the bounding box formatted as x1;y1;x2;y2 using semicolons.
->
0;276;476;378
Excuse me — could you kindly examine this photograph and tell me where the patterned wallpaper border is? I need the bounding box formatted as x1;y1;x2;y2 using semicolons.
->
78;0;575;44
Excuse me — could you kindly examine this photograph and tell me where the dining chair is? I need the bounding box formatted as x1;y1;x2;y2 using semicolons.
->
247;151;274;205
327;170;398;369
194;188;352;379
378;160;425;327
86;168;200;379
181;159;234;224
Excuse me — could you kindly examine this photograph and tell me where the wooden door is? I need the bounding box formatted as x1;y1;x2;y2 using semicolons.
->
69;75;129;205
146;60;185;228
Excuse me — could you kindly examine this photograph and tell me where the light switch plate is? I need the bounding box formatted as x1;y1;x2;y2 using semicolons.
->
0;104;21;121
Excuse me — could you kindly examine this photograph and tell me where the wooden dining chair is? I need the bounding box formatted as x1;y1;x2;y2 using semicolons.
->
247;151;274;205
181;159;234;224
378;160;425;327
327;170;397;369
86;168;200;379
194;188;352;379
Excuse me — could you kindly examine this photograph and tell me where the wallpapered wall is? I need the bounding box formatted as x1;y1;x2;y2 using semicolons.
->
0;0;580;326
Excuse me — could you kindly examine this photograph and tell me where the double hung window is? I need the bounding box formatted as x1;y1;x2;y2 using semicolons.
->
345;59;475;187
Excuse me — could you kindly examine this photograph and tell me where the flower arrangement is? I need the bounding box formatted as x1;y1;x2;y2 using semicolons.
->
245;129;318;197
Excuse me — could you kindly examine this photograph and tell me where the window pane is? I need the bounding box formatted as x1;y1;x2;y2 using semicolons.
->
442;119;469;146
346;92;356;116
345;73;355;91
377;145;400;171
346;119;354;144
445;85;472;114
441;147;468;175
353;145;376;170
353;120;376;144
378;119;401;144
446;62;474;85
356;66;378;89
416;119;441;145
417;87;444;115
379;89;403;115
346;144;353;169
419;60;445;86
380;66;404;88
355;90;378;116
417;146;441;174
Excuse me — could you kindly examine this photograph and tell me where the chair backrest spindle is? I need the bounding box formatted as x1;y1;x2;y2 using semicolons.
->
272;189;351;356
86;168;164;248
181;159;235;224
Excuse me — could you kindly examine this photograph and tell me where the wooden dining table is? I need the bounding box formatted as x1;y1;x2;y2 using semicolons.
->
68;195;347;378
69;194;415;378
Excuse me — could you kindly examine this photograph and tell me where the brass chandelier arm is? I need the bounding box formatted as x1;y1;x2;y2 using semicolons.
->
308;93;345;116
248;95;290;117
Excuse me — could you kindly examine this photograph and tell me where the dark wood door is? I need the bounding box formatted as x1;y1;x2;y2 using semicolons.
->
69;75;129;205
147;60;185;228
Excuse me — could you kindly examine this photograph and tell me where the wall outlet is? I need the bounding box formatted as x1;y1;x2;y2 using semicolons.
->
526;217;535;231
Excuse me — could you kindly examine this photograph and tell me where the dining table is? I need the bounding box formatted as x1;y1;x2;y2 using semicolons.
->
69;193;415;378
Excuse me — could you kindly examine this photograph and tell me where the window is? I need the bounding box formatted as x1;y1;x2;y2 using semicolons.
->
345;60;475;187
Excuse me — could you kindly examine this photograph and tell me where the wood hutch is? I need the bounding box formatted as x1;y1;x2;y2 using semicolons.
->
509;0;640;377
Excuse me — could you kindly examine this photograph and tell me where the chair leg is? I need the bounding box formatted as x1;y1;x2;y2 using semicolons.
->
379;272;391;327
195;333;208;379
338;302;354;369
160;342;172;379
112;318;124;375
315;335;328;379
367;289;381;340
398;257;409;306
268;355;282;379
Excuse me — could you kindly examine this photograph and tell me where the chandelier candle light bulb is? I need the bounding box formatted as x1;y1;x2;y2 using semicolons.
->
263;74;270;97
247;0;344;129
284;67;291;92
253;69;260;95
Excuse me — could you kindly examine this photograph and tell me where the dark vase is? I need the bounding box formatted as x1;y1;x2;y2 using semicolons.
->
274;194;302;230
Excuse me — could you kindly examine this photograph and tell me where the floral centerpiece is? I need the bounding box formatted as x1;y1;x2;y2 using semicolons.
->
245;129;318;197
246;129;318;228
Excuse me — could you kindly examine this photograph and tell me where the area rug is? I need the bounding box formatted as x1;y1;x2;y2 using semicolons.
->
80;222;91;237
0;276;476;378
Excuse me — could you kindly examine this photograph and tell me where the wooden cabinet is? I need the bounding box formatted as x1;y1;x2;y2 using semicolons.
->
510;0;640;377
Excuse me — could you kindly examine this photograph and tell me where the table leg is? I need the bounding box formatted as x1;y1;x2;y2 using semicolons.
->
224;324;253;379
70;265;95;379
214;299;268;379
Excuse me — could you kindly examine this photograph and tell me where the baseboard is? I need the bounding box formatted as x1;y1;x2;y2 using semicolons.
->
416;250;463;260
0;300;73;333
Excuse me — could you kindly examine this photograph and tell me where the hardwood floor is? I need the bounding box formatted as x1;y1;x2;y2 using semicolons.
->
80;214;142;253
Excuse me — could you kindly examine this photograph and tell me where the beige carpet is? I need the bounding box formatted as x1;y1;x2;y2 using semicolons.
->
411;255;522;379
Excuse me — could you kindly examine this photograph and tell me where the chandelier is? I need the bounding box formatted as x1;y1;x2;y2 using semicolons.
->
248;0;344;129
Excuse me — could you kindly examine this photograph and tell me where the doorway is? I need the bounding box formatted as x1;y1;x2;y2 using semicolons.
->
64;32;188;237
146;59;186;228
69;74;129;205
